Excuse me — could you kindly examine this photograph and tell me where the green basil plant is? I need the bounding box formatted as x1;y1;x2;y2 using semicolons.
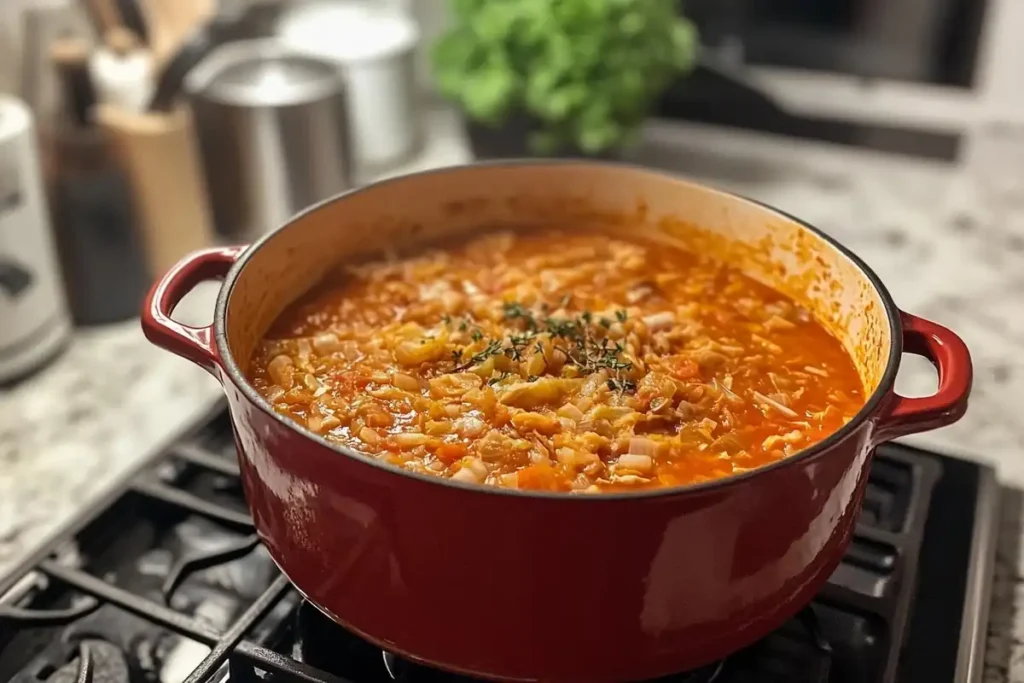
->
432;0;698;155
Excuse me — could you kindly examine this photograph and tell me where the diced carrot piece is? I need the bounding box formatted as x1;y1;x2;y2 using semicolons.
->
670;358;700;380
435;442;468;464
491;404;511;426
516;463;564;491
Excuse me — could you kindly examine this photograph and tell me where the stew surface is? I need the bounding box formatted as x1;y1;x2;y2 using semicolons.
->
249;230;864;492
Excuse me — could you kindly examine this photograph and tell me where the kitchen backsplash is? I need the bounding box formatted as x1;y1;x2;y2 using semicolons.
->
0;0;30;92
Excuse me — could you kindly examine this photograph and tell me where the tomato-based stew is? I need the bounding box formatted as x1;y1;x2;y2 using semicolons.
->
249;230;865;492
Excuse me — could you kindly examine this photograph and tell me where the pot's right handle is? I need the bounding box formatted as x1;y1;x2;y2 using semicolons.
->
872;311;973;445
141;246;246;375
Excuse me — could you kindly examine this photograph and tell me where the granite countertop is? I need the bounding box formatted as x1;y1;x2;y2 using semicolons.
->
2;111;1024;678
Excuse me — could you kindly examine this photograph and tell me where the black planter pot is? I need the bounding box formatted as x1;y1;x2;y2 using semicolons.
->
465;116;620;160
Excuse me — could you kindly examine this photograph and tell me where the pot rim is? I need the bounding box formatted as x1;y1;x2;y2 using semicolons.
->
212;158;903;501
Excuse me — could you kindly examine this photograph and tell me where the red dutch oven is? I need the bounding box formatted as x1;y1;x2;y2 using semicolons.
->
142;162;971;682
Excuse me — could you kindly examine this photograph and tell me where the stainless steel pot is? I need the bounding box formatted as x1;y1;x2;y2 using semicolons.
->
184;39;353;242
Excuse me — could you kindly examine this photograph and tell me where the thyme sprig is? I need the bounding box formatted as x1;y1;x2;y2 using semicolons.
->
453;338;503;372
442;301;636;392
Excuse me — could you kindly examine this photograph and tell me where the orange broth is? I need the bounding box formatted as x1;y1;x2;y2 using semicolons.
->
249;229;865;492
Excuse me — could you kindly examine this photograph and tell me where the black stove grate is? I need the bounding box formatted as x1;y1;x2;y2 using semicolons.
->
0;405;982;683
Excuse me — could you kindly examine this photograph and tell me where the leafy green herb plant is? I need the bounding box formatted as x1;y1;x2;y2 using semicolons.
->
432;0;698;155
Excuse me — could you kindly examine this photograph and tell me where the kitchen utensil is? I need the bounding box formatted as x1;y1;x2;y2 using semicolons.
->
278;1;420;169
82;0;123;34
139;0;215;69
89;28;154;112
49;36;96;126
0;95;72;383
95;104;213;275
146;1;299;113
115;0;150;43
48;119;149;325
182;39;354;242
141;161;972;682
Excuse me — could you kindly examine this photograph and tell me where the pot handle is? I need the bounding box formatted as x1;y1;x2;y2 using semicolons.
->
872;311;973;445
141;246;246;375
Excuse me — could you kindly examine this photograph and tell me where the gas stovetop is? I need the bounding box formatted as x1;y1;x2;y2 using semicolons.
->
0;406;999;683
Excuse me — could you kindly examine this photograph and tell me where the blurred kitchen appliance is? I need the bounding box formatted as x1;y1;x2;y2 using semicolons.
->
182;39;354;242
0;95;72;383
685;0;985;87
279;1;421;169
663;0;1019;145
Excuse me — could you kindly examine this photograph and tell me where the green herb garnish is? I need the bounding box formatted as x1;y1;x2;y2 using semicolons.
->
454;338;503;372
448;301;637;391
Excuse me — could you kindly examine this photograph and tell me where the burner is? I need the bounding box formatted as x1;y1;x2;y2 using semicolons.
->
377;653;728;683
40;640;128;683
291;600;415;682
0;597;101;626
378;650;474;683
161;534;261;605
662;661;726;683
289;598;817;683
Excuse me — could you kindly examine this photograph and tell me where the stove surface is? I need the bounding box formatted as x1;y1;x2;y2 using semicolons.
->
0;406;999;683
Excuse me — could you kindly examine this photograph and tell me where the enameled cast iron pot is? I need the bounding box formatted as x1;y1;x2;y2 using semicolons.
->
142;162;972;682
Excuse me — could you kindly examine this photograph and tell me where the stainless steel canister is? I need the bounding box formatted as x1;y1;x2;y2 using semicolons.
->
184;39;353;242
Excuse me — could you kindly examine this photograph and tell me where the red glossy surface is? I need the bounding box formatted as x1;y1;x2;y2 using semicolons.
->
872;311;973;444
141;245;244;375
141;167;973;681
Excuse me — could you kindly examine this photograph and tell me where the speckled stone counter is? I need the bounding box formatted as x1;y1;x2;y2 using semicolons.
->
2;113;1023;679
0;319;222;567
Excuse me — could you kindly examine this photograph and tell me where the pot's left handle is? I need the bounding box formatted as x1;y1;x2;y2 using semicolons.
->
872;311;973;445
141;246;247;375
